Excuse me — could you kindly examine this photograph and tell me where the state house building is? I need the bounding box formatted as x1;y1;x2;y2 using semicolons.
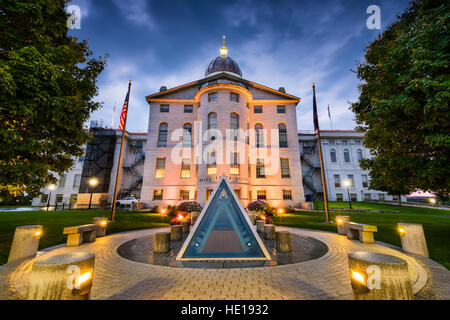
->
140;39;305;208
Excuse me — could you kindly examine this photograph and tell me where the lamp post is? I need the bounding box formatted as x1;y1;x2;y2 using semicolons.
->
344;179;352;209
47;184;56;211
88;177;99;210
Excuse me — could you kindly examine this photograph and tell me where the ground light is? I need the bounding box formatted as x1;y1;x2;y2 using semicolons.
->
77;271;92;287
398;227;406;235
351;270;365;285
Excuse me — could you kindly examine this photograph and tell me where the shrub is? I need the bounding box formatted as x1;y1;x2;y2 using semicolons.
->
178;201;202;213
247;200;274;217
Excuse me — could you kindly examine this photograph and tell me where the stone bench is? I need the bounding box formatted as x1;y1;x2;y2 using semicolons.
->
346;222;378;244
377;210;400;214
63;224;98;247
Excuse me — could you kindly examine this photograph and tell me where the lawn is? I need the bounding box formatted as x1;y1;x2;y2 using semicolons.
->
0;210;170;266
273;201;450;269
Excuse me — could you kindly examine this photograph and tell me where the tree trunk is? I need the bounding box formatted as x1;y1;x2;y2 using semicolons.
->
398;195;402;207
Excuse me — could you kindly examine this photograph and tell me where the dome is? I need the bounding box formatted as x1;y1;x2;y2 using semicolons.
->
205;56;242;77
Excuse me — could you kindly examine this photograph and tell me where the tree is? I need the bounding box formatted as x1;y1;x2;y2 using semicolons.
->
351;0;450;204
0;0;107;197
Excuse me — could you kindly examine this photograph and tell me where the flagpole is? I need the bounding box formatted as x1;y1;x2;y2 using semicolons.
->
313;83;330;223
111;80;132;222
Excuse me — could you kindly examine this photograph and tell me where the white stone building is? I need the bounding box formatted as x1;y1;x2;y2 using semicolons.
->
299;130;407;202
141;41;305;208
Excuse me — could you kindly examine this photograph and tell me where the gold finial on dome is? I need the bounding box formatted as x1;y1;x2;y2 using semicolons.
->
220;35;228;58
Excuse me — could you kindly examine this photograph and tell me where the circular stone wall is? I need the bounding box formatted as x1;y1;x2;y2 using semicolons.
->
117;234;328;269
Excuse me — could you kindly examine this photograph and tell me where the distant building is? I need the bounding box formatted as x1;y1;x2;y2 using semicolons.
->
299;130;406;202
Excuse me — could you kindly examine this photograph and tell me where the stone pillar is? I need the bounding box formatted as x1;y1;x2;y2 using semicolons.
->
191;211;201;225
264;224;276;240
8;225;43;263
154;232;170;253
27;252;95;300
256;220;265;234
170;225;182;241
276;231;292;252
348;251;413;300
92;217;108;237
398;223;429;258
247;212;256;225
336;216;350;235
181;221;190;234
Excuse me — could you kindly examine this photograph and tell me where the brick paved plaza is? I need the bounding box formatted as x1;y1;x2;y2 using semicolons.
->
1;227;449;300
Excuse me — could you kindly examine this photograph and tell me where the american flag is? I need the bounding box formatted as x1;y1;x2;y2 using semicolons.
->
119;82;131;130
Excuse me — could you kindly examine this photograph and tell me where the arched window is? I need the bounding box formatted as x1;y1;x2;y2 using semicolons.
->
230;112;239;140
255;123;264;148
208;112;217;140
157;122;168;147
278;123;288;148
330;148;337;163
344;149;350;162
182;123;192;147
357;149;363;161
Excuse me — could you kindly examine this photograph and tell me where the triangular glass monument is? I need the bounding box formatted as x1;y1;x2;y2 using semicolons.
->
176;174;271;261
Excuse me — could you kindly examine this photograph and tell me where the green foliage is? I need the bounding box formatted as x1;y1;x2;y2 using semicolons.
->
0;0;107;198
351;0;450;201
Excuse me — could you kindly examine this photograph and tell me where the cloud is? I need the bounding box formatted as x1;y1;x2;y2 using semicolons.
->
112;0;155;29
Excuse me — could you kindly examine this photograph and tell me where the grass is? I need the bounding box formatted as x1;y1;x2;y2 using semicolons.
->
273;201;450;269
0;210;169;266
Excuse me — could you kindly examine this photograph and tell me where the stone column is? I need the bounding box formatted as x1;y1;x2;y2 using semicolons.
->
264;224;276;240
398;223;429;258
8;225;43;263
154;232;170;253
92;217;108;237
191;211;201;225
256;220;265;234
276;231;292;252
181;221;190;234
336;216;350;235
348;251;413;300
170;225;182;241
27;252;95;300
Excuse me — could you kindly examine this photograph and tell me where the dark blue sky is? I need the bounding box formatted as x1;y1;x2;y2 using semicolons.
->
69;0;410;132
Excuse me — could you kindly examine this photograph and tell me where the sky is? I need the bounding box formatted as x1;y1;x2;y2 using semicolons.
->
68;0;411;133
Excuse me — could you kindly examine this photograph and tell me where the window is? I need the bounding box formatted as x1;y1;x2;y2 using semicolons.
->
357;149;363;161
379;194;385;201
184;105;193;113
182;123;192;147
361;175;368;187
277;105;286;114
336;193;343;201
155;158;166;178
330;149;337;163
230;112;239;140
334;174;341;187
230;92;239;102
393;195;399;201
181;158;190;179
56;194;63;203
207;151;216;175
41;194;49;203
344;149;350;162
350;194;357;202
70;194;78;203
208;92;217;102
283;190;292;200
179;190;190;200
364;194;371;200
208;112;217;141
58;175;66;188
278;123;288;148
206;189;213;201
160;105;170;113
157;122;168;147
280;158;291;178
73;174;81;188
355;140;362;145
347;174;355;187
254;105;263;114
78;153;85;162
248;163;251;178
256;158;265;178
234;189;241;199
230;152;240;175
255;123;264;148
329;140;335;146
342;140;348;145
257;190;267;200
153;190;163;200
